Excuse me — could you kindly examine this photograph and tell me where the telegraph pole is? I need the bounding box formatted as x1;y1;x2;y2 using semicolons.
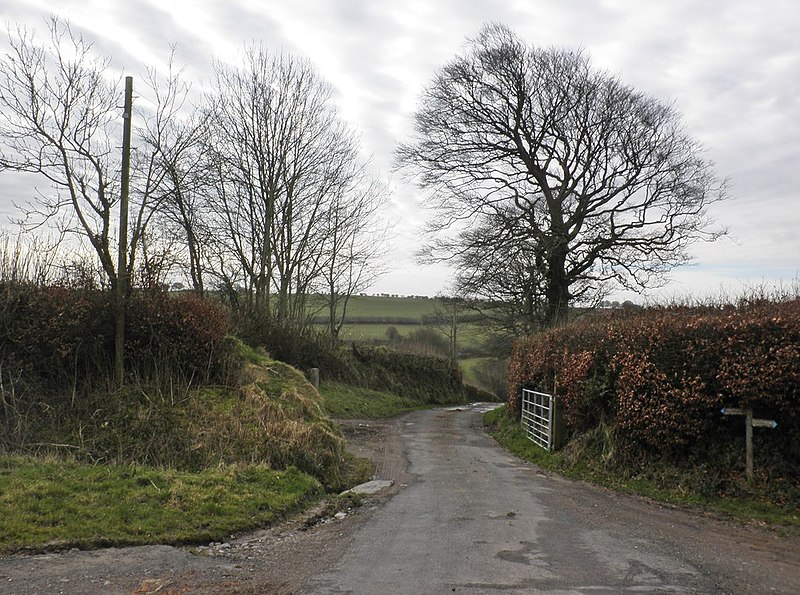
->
115;76;133;386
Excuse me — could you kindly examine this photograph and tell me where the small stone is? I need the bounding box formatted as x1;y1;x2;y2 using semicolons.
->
334;512;347;520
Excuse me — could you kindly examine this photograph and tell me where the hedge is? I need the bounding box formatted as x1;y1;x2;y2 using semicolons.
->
509;300;800;464
0;284;232;391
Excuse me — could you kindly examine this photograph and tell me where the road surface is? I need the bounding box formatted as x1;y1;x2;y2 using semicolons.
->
2;405;799;593
301;404;800;594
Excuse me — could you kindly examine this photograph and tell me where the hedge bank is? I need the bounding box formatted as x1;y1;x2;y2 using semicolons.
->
509;301;800;494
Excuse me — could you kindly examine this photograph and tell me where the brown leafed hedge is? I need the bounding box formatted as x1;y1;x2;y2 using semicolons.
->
0;285;353;488
509;300;800;463
0;284;232;390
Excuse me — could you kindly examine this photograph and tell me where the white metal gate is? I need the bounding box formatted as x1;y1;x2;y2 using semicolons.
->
521;389;554;451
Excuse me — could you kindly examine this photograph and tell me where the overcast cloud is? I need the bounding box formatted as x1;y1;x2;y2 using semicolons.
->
1;0;798;300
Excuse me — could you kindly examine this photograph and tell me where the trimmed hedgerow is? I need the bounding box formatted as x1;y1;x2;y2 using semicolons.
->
509;300;800;466
232;309;495;406
125;291;232;382
0;284;232;391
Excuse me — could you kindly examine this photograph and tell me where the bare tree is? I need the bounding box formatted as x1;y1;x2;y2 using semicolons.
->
431;295;469;369
398;24;726;327
0;18;125;287
137;58;211;295
317;175;389;341
0;18;191;295
203;45;387;324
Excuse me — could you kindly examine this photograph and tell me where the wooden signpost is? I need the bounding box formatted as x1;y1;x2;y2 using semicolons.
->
721;407;778;481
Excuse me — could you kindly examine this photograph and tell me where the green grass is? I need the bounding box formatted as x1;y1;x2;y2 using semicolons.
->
460;357;486;385
334;323;419;341
0;456;322;554
319;381;424;418
328;295;438;319
484;406;800;528
483;406;565;469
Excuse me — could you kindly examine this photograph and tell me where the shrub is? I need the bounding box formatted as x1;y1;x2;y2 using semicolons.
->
508;300;800;472
125;291;232;383
348;344;462;404
230;310;355;380
0;284;238;456
0;284;112;391
0;284;233;391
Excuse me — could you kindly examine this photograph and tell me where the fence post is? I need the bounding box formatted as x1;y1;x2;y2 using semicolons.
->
309;367;320;390
551;395;566;451
745;408;753;481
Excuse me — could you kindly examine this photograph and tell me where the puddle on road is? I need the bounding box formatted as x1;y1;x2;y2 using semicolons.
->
439;402;503;414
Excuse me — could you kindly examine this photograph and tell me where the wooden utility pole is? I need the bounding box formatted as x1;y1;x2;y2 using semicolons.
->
115;76;133;386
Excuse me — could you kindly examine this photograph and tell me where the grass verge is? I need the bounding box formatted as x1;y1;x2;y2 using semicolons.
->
0;456;322;555
484;405;800;529
319;381;425;418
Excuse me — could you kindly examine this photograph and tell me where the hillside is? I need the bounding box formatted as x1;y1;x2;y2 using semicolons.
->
308;294;505;396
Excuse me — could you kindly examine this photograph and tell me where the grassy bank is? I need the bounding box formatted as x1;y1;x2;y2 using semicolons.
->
484;405;800;529
319;381;425;418
0;457;321;554
0;319;375;554
0;287;488;554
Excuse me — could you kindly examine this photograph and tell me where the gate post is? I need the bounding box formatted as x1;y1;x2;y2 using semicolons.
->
551;395;566;451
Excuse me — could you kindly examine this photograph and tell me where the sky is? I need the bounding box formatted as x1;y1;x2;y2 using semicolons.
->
0;0;798;302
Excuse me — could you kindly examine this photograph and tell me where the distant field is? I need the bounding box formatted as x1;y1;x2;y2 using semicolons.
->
309;294;440;322
312;295;438;343
308;295;494;355
321;323;419;342
308;293;504;388
309;294;503;394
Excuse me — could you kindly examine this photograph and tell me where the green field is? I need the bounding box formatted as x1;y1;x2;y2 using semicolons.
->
313;295;491;349
311;295;435;343
309;294;440;322
333;323;419;342
310;294;504;391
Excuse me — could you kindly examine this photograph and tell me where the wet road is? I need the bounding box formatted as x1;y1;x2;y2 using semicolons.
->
301;404;800;594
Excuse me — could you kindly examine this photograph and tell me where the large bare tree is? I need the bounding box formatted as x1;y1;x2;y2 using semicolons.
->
398;24;726;327
203;45;387;323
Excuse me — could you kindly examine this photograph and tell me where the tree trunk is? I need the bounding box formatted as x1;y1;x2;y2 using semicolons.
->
546;243;570;328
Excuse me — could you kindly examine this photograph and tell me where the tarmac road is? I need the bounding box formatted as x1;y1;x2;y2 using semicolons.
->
2;405;798;594
300;404;800;594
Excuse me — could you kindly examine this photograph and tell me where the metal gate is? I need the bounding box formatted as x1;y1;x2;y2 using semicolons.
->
521;389;554;451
